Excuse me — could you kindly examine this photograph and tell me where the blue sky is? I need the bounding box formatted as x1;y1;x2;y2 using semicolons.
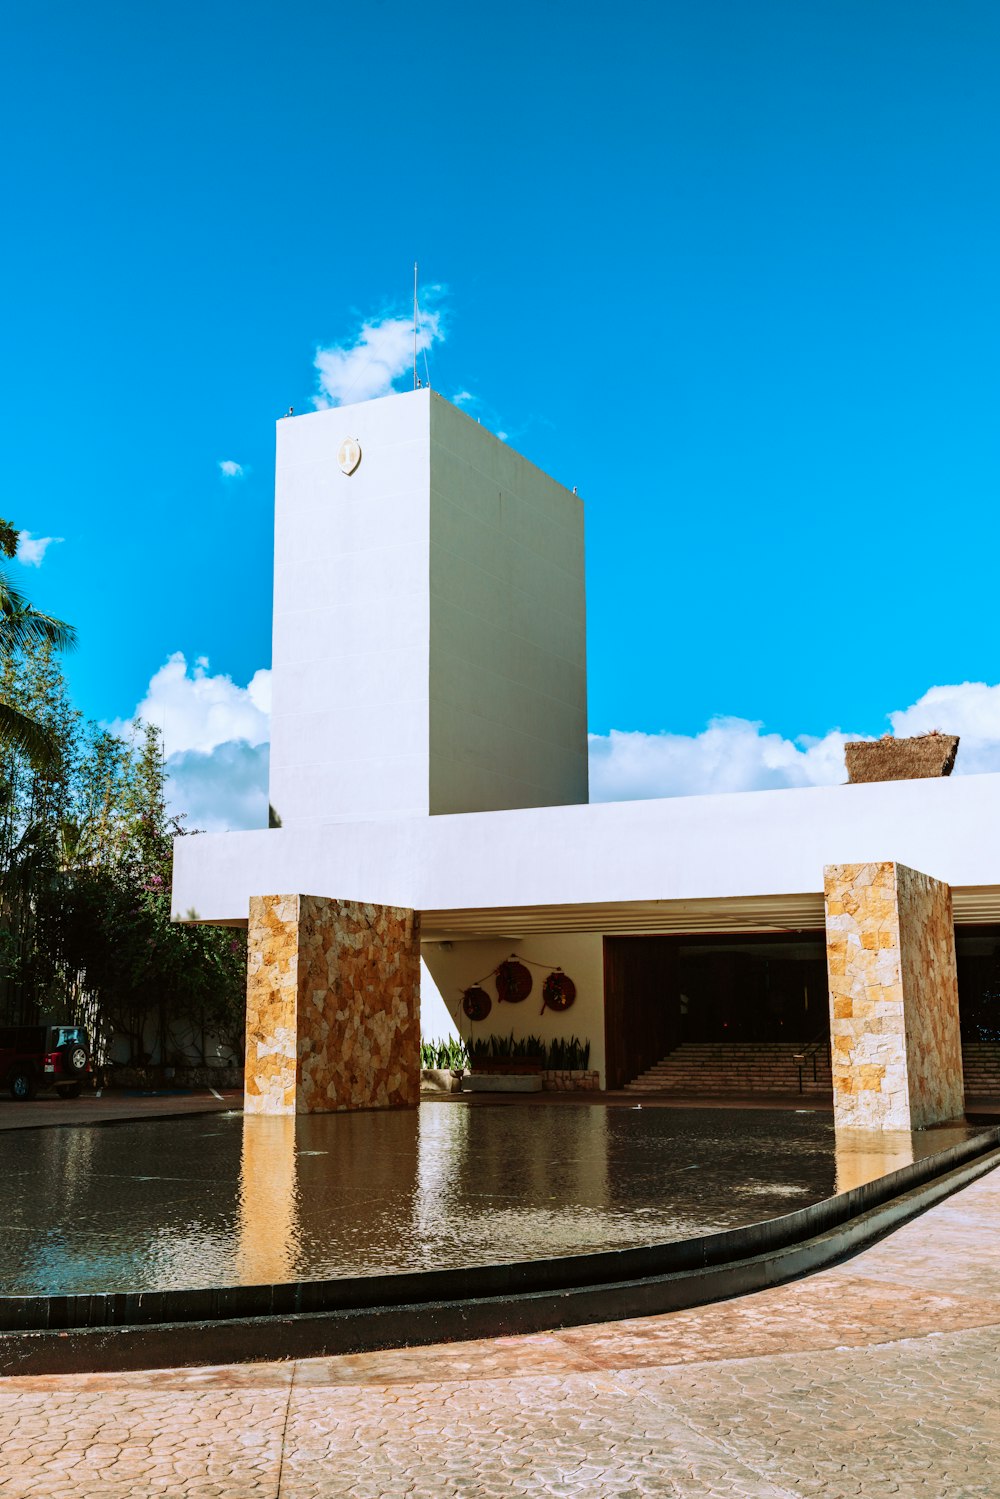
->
4;1;1000;824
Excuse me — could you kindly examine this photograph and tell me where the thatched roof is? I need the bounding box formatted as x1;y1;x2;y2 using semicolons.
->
845;733;959;784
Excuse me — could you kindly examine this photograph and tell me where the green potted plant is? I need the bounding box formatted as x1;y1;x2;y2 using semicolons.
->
420;1037;469;1093
470;1033;546;1074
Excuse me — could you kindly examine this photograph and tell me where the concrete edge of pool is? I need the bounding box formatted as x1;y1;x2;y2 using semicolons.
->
2;1127;998;1376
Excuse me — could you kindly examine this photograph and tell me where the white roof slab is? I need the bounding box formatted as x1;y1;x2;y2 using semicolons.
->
172;770;1000;932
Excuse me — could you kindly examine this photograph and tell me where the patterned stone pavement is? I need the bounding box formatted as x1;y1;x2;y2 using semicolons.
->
2;1164;999;1497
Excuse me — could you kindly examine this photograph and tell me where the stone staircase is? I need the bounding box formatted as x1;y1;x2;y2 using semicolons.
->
624;1041;833;1096
962;1042;1000;1097
623;1040;1000;1099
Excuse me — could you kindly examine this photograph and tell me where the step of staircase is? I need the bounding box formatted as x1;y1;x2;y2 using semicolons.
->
962;1042;1000;1096
624;1041;1000;1098
625;1042;832;1095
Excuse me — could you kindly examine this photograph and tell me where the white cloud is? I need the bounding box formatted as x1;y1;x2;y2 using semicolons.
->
888;682;1000;772
166;742;269;833
314;307;444;407
110;653;272;833
109;652;271;759
452;390;474;407
589;719;854;801
17;531;62;567
218;460;245;479
589;679;1000;803
117;650;1000;833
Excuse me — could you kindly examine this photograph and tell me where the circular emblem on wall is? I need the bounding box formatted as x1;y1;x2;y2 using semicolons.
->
541;971;577;1013
495;959;532;1004
338;436;362;475
462;986;492;1022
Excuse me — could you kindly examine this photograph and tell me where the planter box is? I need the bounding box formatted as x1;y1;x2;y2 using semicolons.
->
420;1067;464;1094
845;734;959;783
462;1074;543;1093
542;1069;600;1092
470;1059;544;1075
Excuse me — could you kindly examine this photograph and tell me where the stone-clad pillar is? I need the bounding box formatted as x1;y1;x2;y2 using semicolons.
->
244;894;421;1115
824;862;964;1130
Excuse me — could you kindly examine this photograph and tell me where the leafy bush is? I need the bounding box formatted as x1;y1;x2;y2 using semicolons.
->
546;1035;591;1070
420;1037;469;1070
468;1032;544;1063
467;1032;591;1069
421;1034;594;1070
0;637;247;1062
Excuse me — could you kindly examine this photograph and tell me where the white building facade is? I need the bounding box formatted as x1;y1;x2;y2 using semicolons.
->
173;390;999;1128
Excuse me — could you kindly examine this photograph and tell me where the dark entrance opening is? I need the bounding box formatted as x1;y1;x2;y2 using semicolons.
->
956;926;1000;1041
604;932;829;1090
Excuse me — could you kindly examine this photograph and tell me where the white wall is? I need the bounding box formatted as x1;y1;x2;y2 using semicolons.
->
269;390;432;826
428;394;588;813
173;770;1000;926
420;933;606;1082
419;956;460;1042
267;389;588;829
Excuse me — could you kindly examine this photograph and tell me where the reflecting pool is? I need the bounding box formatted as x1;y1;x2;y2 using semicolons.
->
0;1104;981;1296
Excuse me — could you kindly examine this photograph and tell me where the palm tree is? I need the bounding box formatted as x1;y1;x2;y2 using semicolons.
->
57;816;95;873
0;566;76;769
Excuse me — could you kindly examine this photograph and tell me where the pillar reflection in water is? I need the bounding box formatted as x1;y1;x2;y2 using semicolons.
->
833;1128;915;1194
834;1120;976;1195
236;1115;299;1284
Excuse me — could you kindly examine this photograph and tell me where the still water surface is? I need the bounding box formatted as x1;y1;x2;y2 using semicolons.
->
0;1103;977;1296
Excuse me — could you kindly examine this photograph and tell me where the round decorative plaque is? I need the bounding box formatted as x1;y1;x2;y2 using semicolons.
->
541;970;577;1013
462;986;492;1022
495;959;532;1004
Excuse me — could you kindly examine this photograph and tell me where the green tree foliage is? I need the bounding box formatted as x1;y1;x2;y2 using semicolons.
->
0;518;19;560
0;617;246;1065
0;517;76;769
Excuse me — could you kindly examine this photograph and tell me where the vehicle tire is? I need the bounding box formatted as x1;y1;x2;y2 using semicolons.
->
59;1041;89;1076
56;1082;82;1099
10;1068;37;1101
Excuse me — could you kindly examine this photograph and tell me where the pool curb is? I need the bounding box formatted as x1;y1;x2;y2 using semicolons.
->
3;1127;998;1375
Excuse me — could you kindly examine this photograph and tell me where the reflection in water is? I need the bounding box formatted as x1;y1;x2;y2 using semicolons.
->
0;1105;986;1297
833;1123;971;1194
236;1116;298;1284
413;1095;469;1238
292;1110;421;1276
834;1128;915;1194
412;1104;613;1268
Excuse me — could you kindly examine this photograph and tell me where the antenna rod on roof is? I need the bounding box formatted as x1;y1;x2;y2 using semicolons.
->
413;262;419;390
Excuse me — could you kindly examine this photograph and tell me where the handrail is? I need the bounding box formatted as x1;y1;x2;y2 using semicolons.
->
792;1030;830;1088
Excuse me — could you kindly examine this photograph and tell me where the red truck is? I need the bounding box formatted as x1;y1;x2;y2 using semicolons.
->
0;1025;91;1100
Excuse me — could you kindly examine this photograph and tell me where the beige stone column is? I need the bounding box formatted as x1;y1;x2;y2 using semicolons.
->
824;862;964;1130
244;894;421;1115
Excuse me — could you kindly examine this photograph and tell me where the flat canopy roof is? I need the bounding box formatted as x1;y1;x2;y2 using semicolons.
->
172;771;1000;933
418;887;1000;940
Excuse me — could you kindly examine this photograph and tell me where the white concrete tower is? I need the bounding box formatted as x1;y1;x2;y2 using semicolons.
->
268;388;588;827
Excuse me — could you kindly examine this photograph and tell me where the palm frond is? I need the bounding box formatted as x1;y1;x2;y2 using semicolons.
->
58;816;96;871
0;699;60;768
0;817;54;898
0;569;77;654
